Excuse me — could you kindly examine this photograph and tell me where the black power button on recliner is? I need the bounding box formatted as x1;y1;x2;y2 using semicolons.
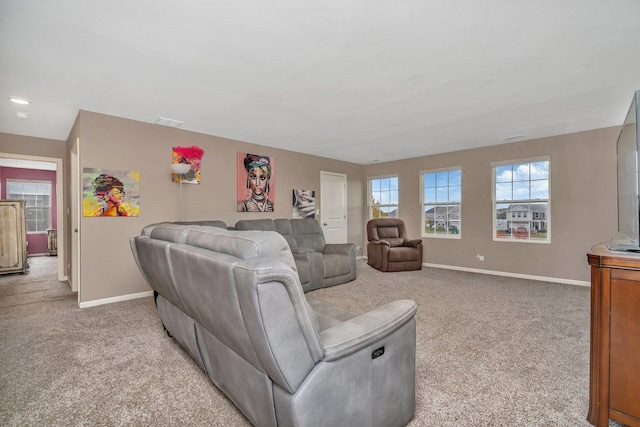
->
372;347;385;359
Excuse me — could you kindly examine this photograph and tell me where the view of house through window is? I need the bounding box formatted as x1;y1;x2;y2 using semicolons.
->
6;180;52;233
493;157;550;242
368;175;398;219
421;168;461;237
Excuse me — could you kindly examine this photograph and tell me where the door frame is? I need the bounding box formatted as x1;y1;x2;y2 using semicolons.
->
70;138;80;298
0;152;65;282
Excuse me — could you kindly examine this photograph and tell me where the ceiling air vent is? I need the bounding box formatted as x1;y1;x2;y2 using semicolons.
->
154;117;183;128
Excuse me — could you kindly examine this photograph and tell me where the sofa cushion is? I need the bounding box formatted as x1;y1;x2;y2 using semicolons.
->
234;218;277;232
275;219;298;249
143;221;227;237
295;258;310;284
150;224;193;243
173;220;228;229
378;226;400;239
186;228;297;270
306;300;357;332
290;219;326;252
388;246;421;262
323;253;352;278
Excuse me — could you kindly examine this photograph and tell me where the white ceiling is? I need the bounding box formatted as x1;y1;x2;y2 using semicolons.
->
1;0;639;164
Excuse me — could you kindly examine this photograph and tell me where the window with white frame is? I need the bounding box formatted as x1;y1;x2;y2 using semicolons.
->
368;175;399;219
421;167;461;237
6;180;52;233
492;157;550;242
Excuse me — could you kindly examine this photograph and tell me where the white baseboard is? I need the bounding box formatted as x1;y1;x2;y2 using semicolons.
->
77;263;586;308
422;262;590;287
79;290;154;309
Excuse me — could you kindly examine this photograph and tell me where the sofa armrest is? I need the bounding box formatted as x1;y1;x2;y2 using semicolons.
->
403;239;422;248
319;300;417;361
324;243;356;255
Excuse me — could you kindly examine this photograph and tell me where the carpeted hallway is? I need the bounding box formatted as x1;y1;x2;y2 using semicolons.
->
0;256;610;426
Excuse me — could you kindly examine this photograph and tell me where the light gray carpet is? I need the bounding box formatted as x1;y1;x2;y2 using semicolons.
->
0;256;610;426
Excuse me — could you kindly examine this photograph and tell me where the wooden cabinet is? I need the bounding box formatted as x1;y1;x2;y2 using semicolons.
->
587;243;640;427
0;199;28;275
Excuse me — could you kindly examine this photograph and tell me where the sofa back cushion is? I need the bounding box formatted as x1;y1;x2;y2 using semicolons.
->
274;219;298;249
237;218;327;253
234;218;277;232
378;226;404;247
378;226;400;239
173;220;228;229
290;219;326;252
185;227;297;272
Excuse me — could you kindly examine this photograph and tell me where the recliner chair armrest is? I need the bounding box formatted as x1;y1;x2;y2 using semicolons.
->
319;300;417;362
402;239;422;247
324;243;356;255
369;240;390;247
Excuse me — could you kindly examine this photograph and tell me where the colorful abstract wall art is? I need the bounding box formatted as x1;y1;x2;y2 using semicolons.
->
172;146;204;184
83;168;140;217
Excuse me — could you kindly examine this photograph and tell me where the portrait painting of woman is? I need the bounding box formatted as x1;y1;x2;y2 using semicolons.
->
237;153;275;212
83;168;140;217
292;189;316;219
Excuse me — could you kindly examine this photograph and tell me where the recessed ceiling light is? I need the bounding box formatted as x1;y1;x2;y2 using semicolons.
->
9;96;31;105
15;112;29;119
504;134;524;141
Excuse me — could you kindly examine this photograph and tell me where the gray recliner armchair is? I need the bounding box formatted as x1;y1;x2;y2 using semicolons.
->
130;223;416;427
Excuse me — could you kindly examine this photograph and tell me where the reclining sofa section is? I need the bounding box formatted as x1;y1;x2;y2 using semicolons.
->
130;223;416;427
234;218;356;292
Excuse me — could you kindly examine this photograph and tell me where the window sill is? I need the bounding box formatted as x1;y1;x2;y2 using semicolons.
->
493;237;550;244
423;234;461;240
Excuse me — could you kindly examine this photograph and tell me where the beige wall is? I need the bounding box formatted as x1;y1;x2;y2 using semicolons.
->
0;132;67;159
2;119;621;301
363;127;619;283
73;111;364;303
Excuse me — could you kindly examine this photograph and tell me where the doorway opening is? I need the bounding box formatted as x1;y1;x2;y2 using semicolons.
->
0;153;65;285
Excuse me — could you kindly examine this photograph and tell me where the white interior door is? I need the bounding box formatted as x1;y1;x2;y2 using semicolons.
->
320;171;347;243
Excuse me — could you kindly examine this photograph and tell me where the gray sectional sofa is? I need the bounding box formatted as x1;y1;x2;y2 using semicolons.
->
234;218;356;292
130;223;417;427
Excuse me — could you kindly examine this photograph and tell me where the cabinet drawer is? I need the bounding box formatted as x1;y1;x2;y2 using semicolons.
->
609;273;640;419
611;268;640;282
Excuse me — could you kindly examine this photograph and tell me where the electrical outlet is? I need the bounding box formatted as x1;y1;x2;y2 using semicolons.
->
356;246;362;251
476;254;485;261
